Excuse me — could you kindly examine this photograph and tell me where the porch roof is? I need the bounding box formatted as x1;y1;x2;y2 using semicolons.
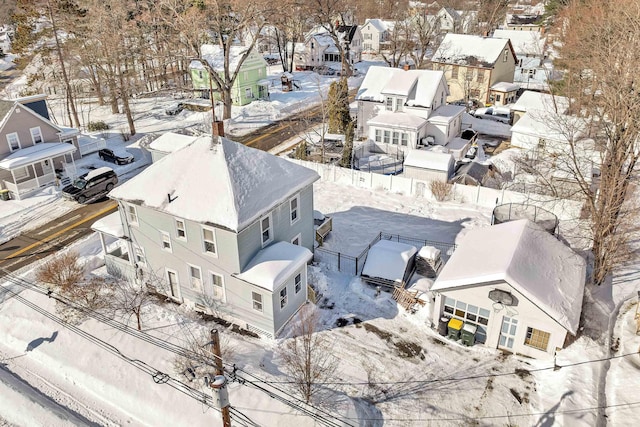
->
91;212;126;239
0;142;76;170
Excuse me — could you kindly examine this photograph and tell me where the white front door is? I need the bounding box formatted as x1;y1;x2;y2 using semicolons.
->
166;270;180;299
499;316;518;350
41;159;53;175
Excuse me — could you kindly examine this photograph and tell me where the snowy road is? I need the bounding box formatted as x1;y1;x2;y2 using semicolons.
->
0;363;100;426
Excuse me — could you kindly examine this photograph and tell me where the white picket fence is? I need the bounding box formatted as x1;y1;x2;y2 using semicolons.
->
287;159;583;223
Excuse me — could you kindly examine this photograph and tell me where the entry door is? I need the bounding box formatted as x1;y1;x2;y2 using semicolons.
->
499;316;518;350
167;270;180;299
41;159;54;175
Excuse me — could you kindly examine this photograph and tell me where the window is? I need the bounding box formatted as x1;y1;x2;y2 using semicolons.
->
189;265;203;292
245;87;253;99
294;273;302;293
291;234;301;246
374;129;382;142
210;272;225;300
198;70;203;79
160;231;172;252
202;227;217;255
451;67;458;79
14;166;28;180
30;127;43;144
385;97;393;111
127;204;138;225
175;218;187;240
364;33;372;40
279;287;288;309
260;215;272;246
477;72;484;84
496;94;501;102
396;99;403;112
443;297;490;343
252;292;263;312
133;245;146;266
392;131;399;145
6;132;20;151
503;49;508;62
525;327;550;351
290;195;299;224
401;133;408;146
383;130;390;144
465;69;473;81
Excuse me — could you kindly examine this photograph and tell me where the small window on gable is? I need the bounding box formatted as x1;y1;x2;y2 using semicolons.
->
161;231;172;252
202;227;217;256
504;49;508;62
385;97;393;111
260;215;272;246
6;132;20;152
30;127;43;144
290;195;299;224
175;218;187;240
127;204;138;225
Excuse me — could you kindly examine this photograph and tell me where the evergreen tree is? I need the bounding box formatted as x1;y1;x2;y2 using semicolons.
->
327;77;350;134
340;120;354;168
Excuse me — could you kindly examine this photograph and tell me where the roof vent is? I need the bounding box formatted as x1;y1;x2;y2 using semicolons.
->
168;193;178;203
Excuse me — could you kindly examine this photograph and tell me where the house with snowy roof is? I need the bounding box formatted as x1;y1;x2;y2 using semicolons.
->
92;135;320;338
510;90;569;125
360;19;394;53
431;34;517;105
0;94;81;200
355;66;465;149
294;26;362;72
431;219;586;358
189;44;269;106
493;29;550;91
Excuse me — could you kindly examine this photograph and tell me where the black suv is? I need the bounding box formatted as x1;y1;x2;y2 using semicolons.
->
98;148;134;165
62;167;118;204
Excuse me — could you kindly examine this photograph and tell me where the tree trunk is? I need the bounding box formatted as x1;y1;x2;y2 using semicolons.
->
117;61;136;136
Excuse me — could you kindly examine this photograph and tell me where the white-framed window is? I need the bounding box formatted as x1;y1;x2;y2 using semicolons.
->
525;327;551;351
188;264;203;292
443;296;490;343
126;204;138;225
291;234;301;246
30;126;43;144
245;87;253;99
392;131;399;145
260;214;272;246
383;130;390;144
401;133;408;146
252;291;263;312
385;97;393;111
160;231;172;252
6;132;20;152
290;195;299;224
279;287;288;309
209;271;225;300
133;245;146;266
374;129;382;142
503;49;508;62
166;268;180;300
294;273;302;293
175;218;187;240
202;226;217;256
14;166;28;180
396;99;403;111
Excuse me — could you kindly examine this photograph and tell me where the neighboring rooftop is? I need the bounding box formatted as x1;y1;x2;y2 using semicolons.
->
512;90;570;114
432;34;514;67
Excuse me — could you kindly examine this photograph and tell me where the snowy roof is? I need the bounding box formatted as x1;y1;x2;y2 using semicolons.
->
0;142;76;170
367;112;427;129
511;111;588;143
432;219;586;334
432;34;513;67
235;242;312;292
357;66;446;109
362;240;417;282
512;91;569;114
404;150;453;171
492;29;545;56
428;105;465;123
108;135;320;232
91;212;125;238
148;132;199;154
191;45;265;72
490;82;520;93
363;19;391;33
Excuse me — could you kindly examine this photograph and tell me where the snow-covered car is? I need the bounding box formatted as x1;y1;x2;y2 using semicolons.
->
165;102;185;115
98;148;134;165
314;66;336;76
470;107;512;124
464;145;478;159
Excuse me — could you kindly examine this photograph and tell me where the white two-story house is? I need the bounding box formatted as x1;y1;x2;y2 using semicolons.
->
493;29;551;92
356;66;465;150
92;135;320;338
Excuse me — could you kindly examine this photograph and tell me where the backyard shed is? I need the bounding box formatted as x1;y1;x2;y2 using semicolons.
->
403;150;455;182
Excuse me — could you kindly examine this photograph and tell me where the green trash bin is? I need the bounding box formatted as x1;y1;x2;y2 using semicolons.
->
461;323;477;346
447;318;463;340
0;189;11;201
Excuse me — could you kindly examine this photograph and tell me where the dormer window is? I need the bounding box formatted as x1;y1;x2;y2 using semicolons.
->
385;97;393;111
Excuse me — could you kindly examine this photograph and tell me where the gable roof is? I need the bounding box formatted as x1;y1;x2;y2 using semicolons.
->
337;25;358;42
0;98;65;137
512;91;569;114
510;110;588;143
357;66;447;109
191;44;266;72
363;19;391;33
432;219;586;334
109;135;320;232
432;34;516;67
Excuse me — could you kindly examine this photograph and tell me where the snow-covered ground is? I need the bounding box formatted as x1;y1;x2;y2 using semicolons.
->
0;60;639;426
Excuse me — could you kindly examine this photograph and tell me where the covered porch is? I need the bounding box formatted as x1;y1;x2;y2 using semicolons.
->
91;212;137;282
0;142;77;200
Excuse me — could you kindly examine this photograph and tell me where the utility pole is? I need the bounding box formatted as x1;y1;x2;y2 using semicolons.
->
210;329;231;427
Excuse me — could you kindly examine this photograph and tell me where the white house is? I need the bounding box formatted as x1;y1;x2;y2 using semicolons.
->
360;19;394;53
356;66;464;148
493;29;550;91
294;26;362;72
431;219;586;359
510;90;569;125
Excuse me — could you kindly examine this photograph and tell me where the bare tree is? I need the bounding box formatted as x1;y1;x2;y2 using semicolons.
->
278;305;337;404
107;277;152;331
35;251;85;292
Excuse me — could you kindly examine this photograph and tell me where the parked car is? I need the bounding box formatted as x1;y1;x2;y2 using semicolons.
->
62;167;118;204
470;107;512;124
464;145;478;159
165;102;185;115
98;148;134;165
314;66;336;76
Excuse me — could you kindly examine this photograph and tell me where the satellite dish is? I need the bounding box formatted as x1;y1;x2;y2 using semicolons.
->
488;289;515;306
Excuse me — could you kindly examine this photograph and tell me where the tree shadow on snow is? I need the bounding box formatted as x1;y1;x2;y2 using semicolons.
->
25;331;58;352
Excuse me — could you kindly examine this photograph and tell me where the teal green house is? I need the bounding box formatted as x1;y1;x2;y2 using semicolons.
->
189;44;270;106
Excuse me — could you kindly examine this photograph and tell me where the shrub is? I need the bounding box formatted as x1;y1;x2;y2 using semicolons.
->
87;121;110;132
430;181;453;202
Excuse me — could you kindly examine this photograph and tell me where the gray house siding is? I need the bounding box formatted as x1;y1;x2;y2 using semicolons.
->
272;264;308;334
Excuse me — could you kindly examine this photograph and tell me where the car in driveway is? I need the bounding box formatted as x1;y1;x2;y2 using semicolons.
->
98;148;134;165
165;102;185;115
62;167;118;204
470;107;512;124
